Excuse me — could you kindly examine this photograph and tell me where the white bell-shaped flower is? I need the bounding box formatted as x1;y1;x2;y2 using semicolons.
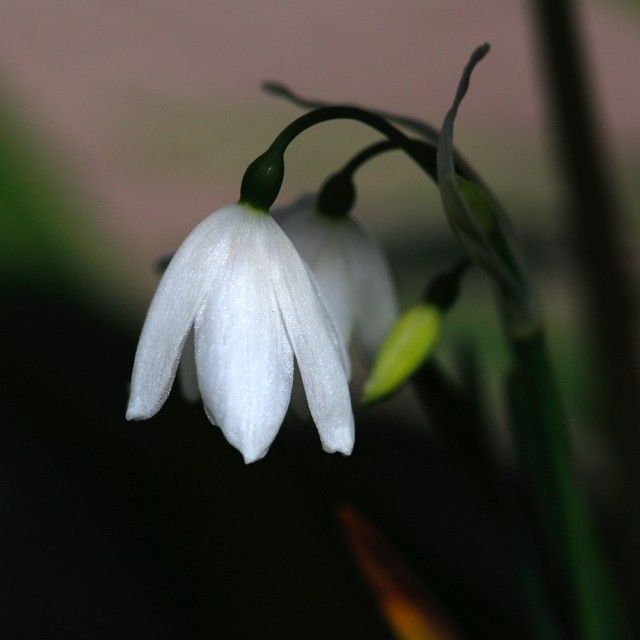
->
274;195;398;364
126;203;354;463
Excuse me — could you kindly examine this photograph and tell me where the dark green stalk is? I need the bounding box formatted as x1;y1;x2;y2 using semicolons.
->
240;105;445;210
262;80;483;185
506;367;568;638
510;330;625;640
438;45;626;639
339;139;399;175
268;105;443;183
263;81;441;142
530;0;640;617
421;259;470;309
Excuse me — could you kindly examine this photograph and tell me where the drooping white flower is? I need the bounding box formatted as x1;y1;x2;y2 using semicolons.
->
274;194;398;364
126;203;354;464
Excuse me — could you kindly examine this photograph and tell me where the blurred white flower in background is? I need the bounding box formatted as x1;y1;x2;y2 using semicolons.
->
275;194;398;365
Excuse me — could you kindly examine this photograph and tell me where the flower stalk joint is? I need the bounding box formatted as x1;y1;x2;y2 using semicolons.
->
239;149;285;211
317;171;356;219
423;259;470;311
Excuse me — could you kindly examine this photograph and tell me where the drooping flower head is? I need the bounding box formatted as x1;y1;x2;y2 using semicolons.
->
128;99;425;460
127;203;354;463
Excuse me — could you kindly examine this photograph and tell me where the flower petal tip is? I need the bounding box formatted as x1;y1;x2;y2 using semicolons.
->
240;445;270;465
322;444;354;458
321;432;355;457
125;394;162;421
125;403;152;422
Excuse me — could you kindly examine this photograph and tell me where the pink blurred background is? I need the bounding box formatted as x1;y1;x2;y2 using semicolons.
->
0;0;638;305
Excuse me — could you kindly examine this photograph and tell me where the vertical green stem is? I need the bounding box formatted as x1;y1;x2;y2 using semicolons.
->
510;330;625;639
530;1;640;605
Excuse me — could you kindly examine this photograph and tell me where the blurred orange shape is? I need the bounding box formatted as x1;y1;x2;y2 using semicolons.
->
338;505;459;640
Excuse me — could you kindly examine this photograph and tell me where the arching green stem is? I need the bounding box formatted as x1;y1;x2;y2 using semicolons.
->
240;106;454;211
339;139;399;175
262;80;483;186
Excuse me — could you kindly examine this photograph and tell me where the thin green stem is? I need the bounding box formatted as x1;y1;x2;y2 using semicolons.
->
263;81;441;143
421;258;470;309
339;139;399;175
240;106;445;210
510;330;625;639
263;80;483;185
268;106;440;180
531;0;640;621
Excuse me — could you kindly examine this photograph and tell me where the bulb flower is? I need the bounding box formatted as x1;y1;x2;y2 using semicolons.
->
274;195;397;364
126;203;354;463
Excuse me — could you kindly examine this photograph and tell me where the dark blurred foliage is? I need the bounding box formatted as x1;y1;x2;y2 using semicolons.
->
1;281;534;639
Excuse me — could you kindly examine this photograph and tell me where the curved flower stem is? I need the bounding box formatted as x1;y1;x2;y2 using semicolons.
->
240;106;445;210
242;105;467;211
339;139;399;175
269;105;440;180
262;80;483;186
263;80;441;143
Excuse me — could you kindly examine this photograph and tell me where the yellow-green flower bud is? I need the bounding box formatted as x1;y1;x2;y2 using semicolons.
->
362;304;442;404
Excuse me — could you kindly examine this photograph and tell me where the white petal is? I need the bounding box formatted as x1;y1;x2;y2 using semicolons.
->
265;217;355;456
273;194;328;260
276;201;353;376
303;263;352;380
346;220;398;362
195;214;294;464
177;329;200;403
272;193;317;227
303;230;354;351
126;205;244;420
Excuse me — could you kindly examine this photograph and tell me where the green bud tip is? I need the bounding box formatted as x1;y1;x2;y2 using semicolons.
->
239;150;285;211
362;304;442;404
